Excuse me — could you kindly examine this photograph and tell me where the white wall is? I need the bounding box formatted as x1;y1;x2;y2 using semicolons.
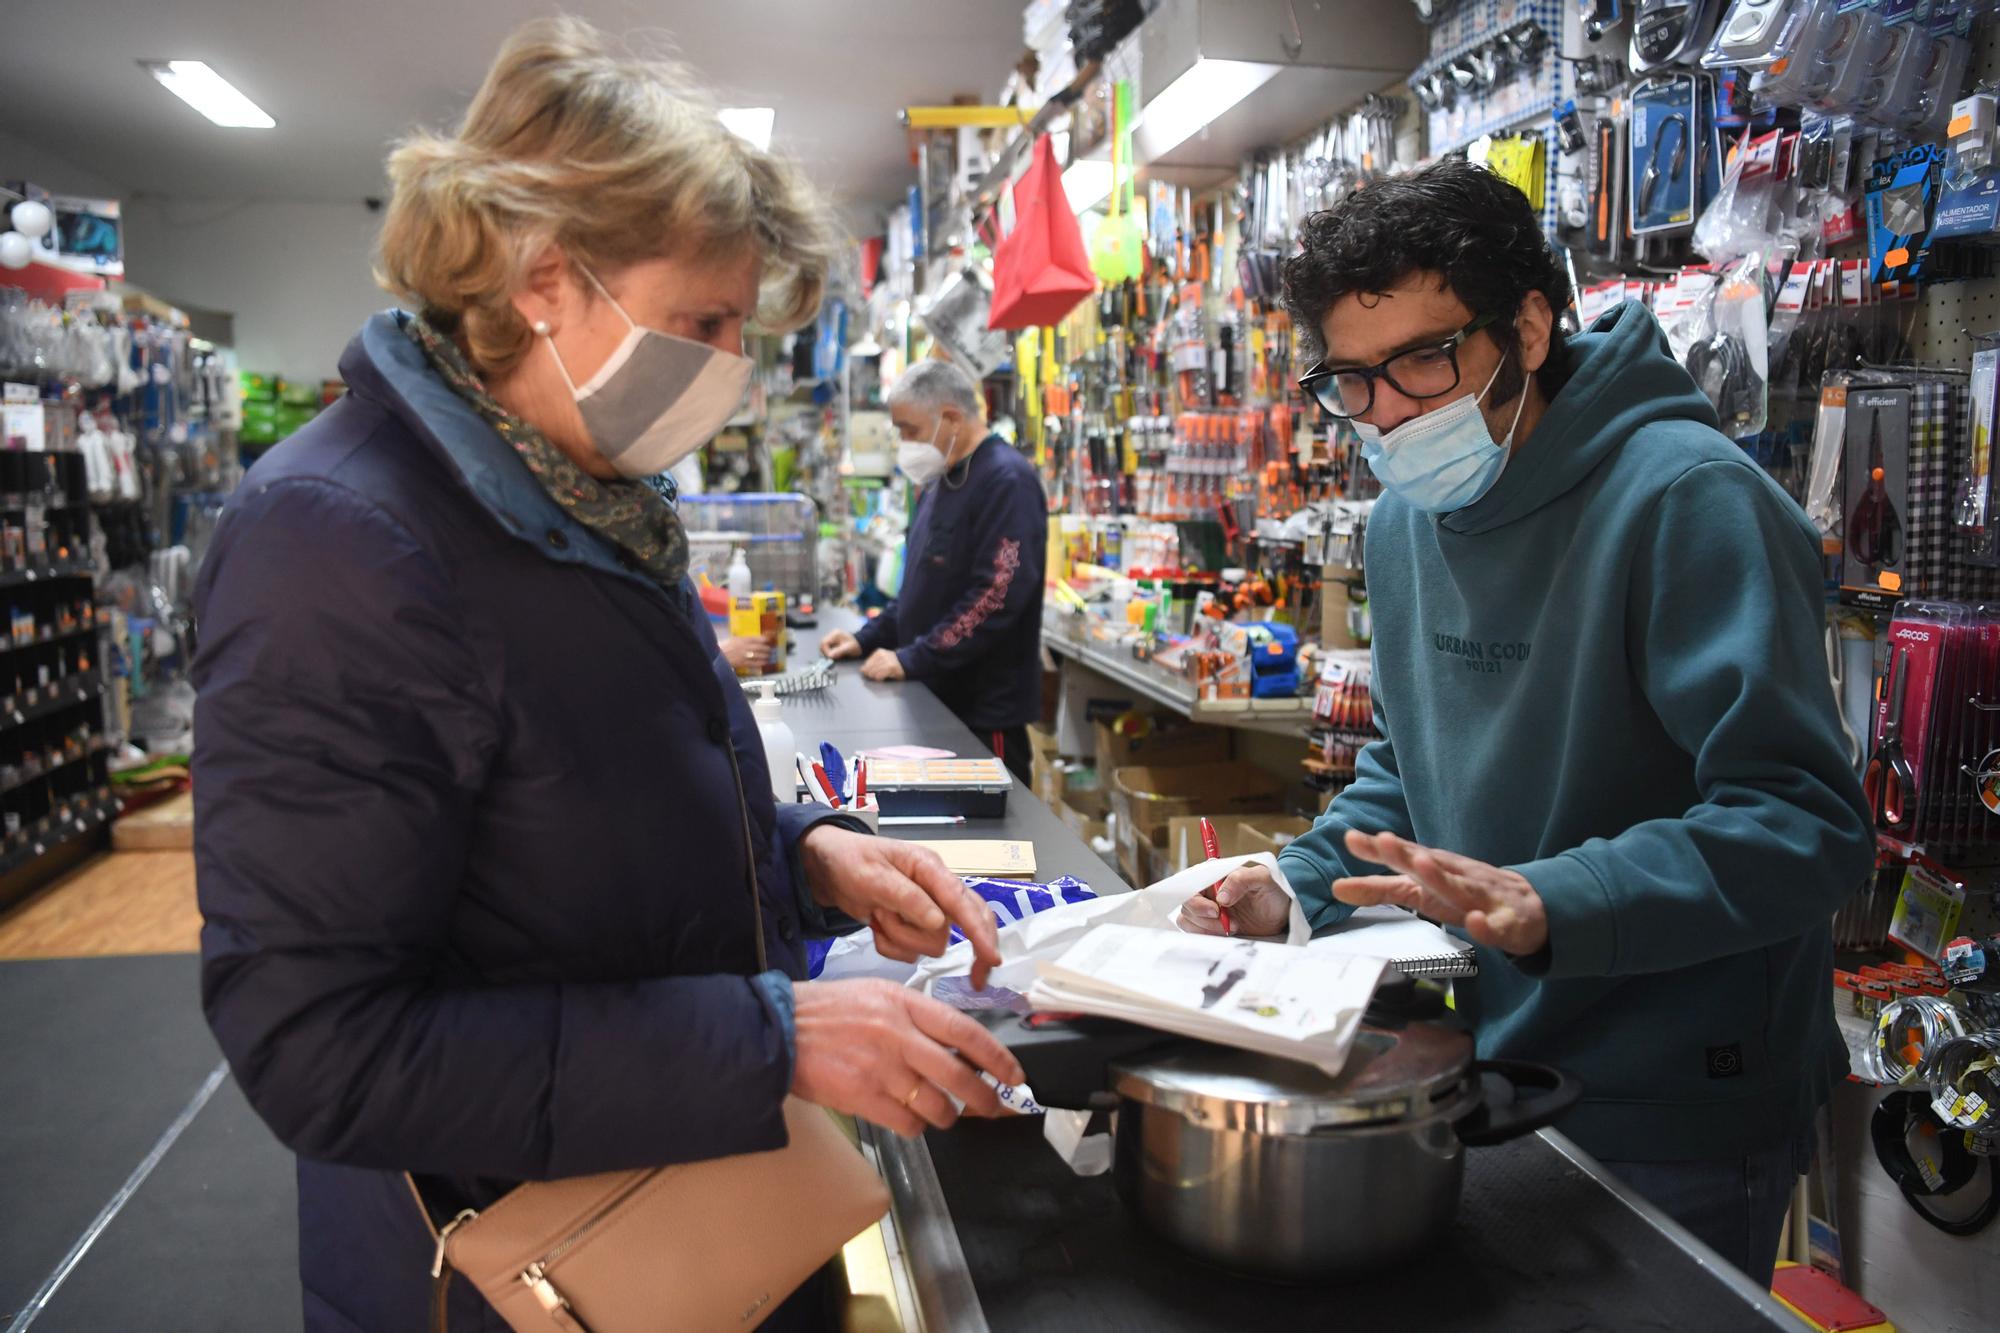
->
0;128;123;200
122;195;388;383
4;130;381;382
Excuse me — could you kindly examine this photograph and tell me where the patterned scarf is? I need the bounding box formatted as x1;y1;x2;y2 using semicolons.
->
405;315;688;586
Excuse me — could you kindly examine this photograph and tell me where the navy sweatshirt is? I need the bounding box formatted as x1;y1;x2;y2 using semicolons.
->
856;434;1047;731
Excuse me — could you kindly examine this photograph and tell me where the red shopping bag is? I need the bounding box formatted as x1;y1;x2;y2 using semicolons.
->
988;134;1096;331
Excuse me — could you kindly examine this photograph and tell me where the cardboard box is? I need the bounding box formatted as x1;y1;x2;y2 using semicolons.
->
1094;718;1232;776
1159;813;1316;875
1027;724;1061;765
1029;725;1066;805
1111;764;1287;865
1236;814;1314;860
1033;757;1062;807
1060;784;1111;846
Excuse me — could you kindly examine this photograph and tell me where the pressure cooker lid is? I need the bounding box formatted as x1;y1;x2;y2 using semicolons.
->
1110;1022;1475;1136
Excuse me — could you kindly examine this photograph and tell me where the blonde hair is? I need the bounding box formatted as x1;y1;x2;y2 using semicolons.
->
377;16;839;376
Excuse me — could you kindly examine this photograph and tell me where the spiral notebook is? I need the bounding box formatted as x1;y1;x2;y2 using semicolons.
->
1306;906;1478;978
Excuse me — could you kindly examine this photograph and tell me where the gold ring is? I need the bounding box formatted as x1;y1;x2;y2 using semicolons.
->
903;1084;924;1107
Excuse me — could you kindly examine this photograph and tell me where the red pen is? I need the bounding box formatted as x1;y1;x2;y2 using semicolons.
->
854;758;868;806
811;761;842;808
1200;816;1230;935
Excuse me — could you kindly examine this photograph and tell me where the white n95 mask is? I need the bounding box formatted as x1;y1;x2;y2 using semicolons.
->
897;421;951;487
541;267;753;479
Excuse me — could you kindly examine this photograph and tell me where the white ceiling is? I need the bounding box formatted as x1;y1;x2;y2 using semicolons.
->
0;0;1024;228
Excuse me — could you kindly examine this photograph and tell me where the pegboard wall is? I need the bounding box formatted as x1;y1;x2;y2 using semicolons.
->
1910;17;2000;365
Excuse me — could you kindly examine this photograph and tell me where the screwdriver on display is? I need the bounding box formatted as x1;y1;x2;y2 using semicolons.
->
1200;816;1230;936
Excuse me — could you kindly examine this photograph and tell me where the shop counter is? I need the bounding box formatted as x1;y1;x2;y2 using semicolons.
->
783;612;1126;895
800;614;1801;1332
864;1116;1810;1332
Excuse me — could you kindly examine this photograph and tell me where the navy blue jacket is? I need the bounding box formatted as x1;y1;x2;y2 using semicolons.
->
855;435;1047;731
192;312;854;1332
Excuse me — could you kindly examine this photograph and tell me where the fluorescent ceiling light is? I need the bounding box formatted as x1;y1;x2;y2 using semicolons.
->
1132;59;1279;159
140;60;275;129
719;107;776;150
1061;160;1115;213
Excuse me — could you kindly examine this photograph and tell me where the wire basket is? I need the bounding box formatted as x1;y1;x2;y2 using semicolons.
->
681;493;819;600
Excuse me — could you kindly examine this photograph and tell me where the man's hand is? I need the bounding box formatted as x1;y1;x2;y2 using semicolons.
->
821;629;862;661
1180;862;1292;937
799;825;1002;989
1335;830;1548;956
861;649;906;682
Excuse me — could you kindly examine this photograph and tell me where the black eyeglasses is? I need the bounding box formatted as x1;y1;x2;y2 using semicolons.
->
1298;312;1500;421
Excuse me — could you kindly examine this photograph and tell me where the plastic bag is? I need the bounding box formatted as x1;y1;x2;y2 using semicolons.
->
1675;251;1771;439
1694;130;1782;263
806;874;1099;982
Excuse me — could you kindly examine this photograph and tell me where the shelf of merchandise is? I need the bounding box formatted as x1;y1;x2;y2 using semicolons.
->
0;789;118;880
1042;615;1317;739
0;436;114;907
0;560;95;590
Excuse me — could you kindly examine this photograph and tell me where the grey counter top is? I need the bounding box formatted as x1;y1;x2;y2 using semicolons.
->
864;1116;1810;1333
773;612;1126;895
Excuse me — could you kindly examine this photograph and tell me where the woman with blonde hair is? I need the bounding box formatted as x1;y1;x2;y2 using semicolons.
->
191;19;1018;1331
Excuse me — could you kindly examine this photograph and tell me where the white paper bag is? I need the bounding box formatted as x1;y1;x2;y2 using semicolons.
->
909;853;1308;1004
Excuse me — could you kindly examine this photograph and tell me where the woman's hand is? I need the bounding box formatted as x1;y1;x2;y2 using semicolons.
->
799;825;1003;989
1180;861;1293;937
861;649;905;682
820;629;862;660
792;979;1027;1136
718;634;775;672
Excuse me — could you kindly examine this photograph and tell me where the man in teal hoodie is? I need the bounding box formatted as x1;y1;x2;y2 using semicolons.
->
1181;161;1872;1283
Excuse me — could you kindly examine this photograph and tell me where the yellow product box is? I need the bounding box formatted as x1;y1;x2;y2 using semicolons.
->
729;590;787;676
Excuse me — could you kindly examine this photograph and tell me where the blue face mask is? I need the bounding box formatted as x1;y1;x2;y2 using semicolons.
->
1353;353;1527;514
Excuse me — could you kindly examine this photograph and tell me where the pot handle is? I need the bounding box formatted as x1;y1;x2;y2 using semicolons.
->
1455;1059;1583;1148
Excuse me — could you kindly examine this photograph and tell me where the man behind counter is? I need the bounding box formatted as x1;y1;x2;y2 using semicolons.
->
822;360;1047;780
1181;161;1873;1284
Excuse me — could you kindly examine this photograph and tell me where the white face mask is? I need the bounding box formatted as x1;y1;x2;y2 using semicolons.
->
540;266;753;479
897;419;951;487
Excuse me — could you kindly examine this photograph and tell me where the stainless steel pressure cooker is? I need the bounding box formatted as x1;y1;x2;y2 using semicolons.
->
1108;1023;1579;1279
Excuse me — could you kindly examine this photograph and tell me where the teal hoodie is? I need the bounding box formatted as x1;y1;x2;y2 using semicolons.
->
1278;302;1872;1164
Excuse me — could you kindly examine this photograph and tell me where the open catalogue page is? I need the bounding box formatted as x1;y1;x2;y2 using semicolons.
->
1027;923;1388;1075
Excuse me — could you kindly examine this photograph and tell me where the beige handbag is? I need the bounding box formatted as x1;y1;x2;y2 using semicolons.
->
414;764;891;1332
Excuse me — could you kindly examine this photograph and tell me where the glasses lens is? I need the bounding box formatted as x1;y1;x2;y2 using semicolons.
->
1306;372;1372;420
1382;343;1463;400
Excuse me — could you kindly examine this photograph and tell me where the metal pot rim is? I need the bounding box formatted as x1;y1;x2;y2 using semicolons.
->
1110;1022;1480;1137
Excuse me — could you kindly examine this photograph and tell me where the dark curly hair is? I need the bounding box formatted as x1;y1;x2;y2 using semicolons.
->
1283;159;1572;401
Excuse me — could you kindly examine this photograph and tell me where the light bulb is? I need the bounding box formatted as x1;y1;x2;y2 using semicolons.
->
0;232;32;269
9;201;52;240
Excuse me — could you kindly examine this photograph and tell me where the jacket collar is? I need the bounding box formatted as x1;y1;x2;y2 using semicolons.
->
340;310;658;591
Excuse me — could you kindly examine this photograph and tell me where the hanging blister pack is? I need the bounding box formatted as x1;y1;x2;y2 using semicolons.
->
1749;0;1845;104
1813;6;1897;114
1631;73;1711;234
1961;344;2000;567
1702;0;1826;71
1842;385;1912;608
1889;28;1968;133
1865;144;1947;283
1631;0;1727;73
